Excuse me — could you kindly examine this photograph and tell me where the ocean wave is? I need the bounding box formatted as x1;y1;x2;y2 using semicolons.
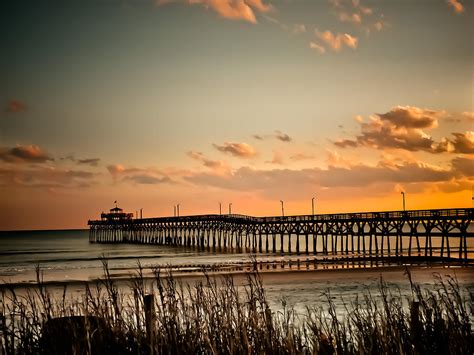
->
0;254;164;266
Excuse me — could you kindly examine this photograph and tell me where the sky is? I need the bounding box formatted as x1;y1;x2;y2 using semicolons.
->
1;0;473;230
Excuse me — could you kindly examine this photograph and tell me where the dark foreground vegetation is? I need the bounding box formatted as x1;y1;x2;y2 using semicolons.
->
0;262;472;354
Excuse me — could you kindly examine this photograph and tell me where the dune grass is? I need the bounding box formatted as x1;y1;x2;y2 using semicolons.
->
0;261;472;354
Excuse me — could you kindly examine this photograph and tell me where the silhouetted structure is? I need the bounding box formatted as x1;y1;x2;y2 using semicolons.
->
88;208;473;260
100;206;133;222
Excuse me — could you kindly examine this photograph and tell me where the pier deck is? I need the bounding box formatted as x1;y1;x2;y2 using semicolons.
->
88;208;473;260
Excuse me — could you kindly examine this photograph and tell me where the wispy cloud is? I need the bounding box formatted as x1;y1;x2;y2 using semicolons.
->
77;158;101;167
462;111;474;122
107;164;172;184
213;142;257;158
329;0;386;34
60;155;101;167
0;166;95;189
266;150;284;165
184;156;471;198
446;111;474;123
157;0;272;24
309;41;326;54
274;130;292;142
252;131;292;142
292;24;306;34
289;153;315;161
314;30;358;51
187;150;230;174
0;145;53;164
447;0;465;14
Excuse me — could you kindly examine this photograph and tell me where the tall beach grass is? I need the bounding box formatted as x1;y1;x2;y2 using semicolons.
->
0;261;472;354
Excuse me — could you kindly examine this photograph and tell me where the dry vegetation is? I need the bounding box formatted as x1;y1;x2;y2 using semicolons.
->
0;261;472;354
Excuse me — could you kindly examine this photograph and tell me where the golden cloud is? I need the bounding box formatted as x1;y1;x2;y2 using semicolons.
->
107;164;172;184
447;0;465;14
0;166;95;189
0;145;53;164
333;106;471;154
213;142;257;158
314;30;358;51
158;0;271;23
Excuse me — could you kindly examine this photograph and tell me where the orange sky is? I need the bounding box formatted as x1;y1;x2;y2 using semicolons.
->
1;0;473;230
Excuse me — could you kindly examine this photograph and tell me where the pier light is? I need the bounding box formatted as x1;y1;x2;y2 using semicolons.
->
280;200;284;217
312;196;316;217
401;191;406;211
229;203;232;215
177;204;180;217
219;202;222;215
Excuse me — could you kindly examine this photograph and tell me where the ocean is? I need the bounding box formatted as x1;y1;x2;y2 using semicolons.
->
0;229;472;314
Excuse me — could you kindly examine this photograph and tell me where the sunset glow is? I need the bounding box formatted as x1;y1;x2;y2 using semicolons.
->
1;0;473;230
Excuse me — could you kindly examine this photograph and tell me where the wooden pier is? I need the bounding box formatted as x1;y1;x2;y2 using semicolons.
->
88;208;473;260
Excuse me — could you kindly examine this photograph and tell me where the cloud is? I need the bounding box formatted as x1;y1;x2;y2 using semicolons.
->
314;30;358;51
451;156;474;177
447;0;465;14
446;111;474;123
289;153;315;161
329;0;387;36
309;41;326;54
77;158;101;166
266;151;284;165
124;175;171;184
432;132;474;154
373;21;384;31
462;111;474;122
60;155;101;167
157;0;271;24
107;164;172;184
186;150;230;174
213;142;257;158
0;145;53;163
184;157;470;198
333;106;472;154
252;131;292;142
377;106;440;129
274;130;292;142
449;132;474;154
107;164;126;179
0;166;95;189
4;100;26;113
326;150;356;168
292;24;306;34
338;12;361;25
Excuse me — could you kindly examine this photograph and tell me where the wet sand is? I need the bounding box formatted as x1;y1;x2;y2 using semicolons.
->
2;262;472;291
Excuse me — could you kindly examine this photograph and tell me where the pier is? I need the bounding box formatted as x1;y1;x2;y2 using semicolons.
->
88;207;473;261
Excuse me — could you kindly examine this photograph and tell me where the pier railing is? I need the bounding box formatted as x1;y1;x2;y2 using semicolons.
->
88;208;473;260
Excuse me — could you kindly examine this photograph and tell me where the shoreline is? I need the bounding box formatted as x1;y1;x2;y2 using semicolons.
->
2;261;473;290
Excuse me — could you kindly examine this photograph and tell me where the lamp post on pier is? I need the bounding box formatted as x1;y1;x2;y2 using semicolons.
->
312;196;315;217
401;192;406;211
228;203;232;215
219;202;222;215
177;204;180;217
280;200;285;217
173;206;176;217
